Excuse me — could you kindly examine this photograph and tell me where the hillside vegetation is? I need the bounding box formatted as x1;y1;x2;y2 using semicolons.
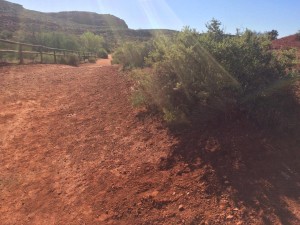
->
272;34;300;50
0;0;177;50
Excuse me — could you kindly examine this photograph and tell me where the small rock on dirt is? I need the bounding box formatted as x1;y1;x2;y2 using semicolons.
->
178;204;184;211
226;215;234;219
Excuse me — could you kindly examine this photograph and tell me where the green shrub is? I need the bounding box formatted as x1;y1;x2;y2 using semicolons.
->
66;54;80;66
0;52;18;63
131;23;298;126
131;89;146;107
198;29;298;130
57;54;80;66
198;30;280;100
59;56;68;65
0;30;13;39
97;48;108;59
112;41;154;69
22;32;81;51
80;32;104;52
134;28;238;124
42;55;55;64
88;56;97;63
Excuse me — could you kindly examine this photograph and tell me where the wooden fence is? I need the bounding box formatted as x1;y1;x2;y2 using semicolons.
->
0;38;97;64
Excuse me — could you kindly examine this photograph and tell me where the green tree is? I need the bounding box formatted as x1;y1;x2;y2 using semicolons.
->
80;32;105;53
267;30;279;40
205;18;224;41
22;32;80;51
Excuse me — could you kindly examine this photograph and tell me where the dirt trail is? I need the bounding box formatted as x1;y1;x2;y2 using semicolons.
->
0;61;172;225
0;60;299;225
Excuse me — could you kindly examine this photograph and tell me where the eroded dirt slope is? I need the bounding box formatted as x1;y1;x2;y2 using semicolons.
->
0;62;299;225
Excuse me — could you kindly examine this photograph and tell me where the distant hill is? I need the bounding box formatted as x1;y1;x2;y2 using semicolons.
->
272;34;300;70
272;34;300;50
47;11;128;29
0;0;177;47
0;0;127;32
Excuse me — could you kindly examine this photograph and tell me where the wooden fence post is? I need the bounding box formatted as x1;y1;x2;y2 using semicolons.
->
0;39;90;65
54;50;57;64
19;44;24;64
40;47;43;63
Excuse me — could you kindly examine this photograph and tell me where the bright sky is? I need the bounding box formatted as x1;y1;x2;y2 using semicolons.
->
8;0;300;37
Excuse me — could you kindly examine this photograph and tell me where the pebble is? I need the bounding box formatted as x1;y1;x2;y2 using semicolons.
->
226;215;234;219
178;204;184;211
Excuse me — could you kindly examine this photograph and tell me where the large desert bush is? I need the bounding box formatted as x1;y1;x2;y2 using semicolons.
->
133;28;239;123
201;29;295;96
112;41;154;69
80;32;107;56
122;21;298;127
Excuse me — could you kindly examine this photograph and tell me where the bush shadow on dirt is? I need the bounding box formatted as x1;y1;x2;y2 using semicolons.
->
158;99;300;224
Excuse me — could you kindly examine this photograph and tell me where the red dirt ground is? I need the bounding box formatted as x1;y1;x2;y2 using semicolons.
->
0;60;299;225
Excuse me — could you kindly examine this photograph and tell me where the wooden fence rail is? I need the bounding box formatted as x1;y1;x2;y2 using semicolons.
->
0;38;97;64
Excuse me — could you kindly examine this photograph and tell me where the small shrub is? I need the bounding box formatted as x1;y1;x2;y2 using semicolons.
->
0;53;17;63
130;69;163;108
88;57;97;63
57;54;80;66
112;41;153;69
0;30;13;39
59;56;68;64
42;55;55;64
276;48;298;66
97;48;108;59
66;54;80;66
131;90;146;107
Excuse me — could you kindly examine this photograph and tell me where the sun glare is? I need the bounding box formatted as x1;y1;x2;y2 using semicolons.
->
138;0;183;29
